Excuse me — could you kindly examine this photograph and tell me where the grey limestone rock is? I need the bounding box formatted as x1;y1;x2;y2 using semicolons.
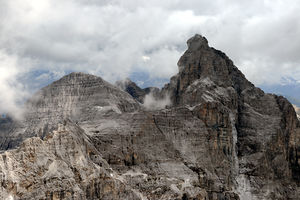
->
0;35;299;200
0;72;140;150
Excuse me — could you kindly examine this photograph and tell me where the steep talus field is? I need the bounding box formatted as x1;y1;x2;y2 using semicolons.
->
0;35;299;200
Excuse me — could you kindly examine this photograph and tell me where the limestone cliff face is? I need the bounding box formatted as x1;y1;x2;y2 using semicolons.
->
0;121;141;200
162;34;252;107
160;34;300;199
0;72;140;150
0;35;299;200
25;72;140;124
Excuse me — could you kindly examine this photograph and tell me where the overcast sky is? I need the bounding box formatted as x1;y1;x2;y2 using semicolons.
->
1;0;300;117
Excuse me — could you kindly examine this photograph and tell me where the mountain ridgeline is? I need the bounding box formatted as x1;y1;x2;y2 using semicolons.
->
0;34;299;200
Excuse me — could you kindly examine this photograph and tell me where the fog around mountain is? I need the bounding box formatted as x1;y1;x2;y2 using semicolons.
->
1;0;300;118
0;35;299;199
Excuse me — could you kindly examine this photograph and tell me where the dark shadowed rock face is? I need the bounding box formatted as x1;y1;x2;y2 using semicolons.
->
116;78;147;103
115;78;160;103
0;35;299;200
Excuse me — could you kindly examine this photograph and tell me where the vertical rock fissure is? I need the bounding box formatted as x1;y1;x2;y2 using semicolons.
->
230;113;257;200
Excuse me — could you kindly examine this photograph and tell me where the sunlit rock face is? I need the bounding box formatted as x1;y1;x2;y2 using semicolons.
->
294;104;300;119
0;35;299;200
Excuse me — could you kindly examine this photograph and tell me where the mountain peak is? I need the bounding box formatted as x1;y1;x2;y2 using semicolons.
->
116;78;161;103
187;34;209;51
9;72;140;149
54;72;104;84
165;33;253;105
30;72;139;116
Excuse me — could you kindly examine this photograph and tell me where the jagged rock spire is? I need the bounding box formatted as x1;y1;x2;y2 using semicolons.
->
163;34;253;105
186;34;209;51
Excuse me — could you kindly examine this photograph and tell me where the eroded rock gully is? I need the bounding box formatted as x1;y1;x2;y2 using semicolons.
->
0;34;299;199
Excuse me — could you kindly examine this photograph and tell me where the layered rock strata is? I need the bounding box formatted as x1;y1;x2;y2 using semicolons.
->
0;35;299;200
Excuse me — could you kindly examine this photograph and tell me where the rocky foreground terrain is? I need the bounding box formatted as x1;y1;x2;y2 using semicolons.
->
0;35;299;200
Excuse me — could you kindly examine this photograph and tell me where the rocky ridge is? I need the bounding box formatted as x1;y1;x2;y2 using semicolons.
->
0;72;140;150
0;34;299;200
115;78;160;103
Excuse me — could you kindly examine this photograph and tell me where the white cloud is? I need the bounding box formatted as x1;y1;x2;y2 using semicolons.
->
0;0;300;116
0;51;29;119
143;92;171;111
142;56;150;62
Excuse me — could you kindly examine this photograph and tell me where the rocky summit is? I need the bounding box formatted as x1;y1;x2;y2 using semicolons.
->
0;34;299;200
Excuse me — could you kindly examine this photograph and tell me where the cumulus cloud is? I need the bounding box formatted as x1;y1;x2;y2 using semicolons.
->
0;51;29;119
143;92;171;111
0;0;300;116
